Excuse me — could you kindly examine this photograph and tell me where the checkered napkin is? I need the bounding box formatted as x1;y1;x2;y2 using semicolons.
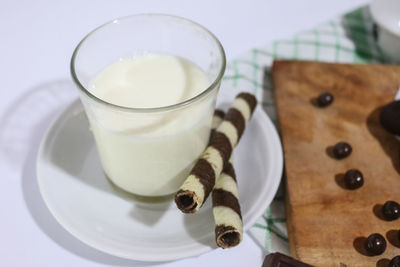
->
220;6;386;253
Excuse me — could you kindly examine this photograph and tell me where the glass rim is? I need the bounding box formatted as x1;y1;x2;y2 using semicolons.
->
70;13;226;113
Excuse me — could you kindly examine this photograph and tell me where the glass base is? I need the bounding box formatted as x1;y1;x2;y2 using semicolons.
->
104;173;175;203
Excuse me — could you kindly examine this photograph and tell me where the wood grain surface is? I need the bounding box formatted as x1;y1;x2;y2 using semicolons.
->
272;61;400;267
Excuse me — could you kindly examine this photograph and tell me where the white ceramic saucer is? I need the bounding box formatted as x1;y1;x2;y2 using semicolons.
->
36;99;283;262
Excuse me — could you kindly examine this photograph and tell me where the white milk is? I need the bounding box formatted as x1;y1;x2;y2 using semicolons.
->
87;54;213;196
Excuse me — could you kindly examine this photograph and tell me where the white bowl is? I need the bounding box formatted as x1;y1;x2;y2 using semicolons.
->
370;0;400;62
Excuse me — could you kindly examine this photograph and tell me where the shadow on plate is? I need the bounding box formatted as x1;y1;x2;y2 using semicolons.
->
119;182;174;227
18;80;162;266
183;199;217;249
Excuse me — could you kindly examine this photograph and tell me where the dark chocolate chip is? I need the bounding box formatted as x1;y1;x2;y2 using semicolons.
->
365;233;386;255
382;201;400;221
317;92;334;107
389;256;400;267
344;169;364;190
380;100;400;135
333;142;352;159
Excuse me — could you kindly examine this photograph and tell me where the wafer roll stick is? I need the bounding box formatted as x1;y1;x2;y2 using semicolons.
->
208;110;244;247
211;109;225;138
212;159;242;248
175;92;257;213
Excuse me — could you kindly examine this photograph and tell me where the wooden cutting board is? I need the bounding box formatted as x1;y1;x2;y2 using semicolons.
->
272;61;400;267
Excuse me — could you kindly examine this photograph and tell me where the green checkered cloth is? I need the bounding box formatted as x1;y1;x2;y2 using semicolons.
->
220;6;387;253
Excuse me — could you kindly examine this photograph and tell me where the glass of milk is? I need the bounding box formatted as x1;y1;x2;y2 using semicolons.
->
70;14;226;197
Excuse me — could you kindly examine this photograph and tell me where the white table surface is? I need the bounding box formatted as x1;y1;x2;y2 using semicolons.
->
0;0;369;266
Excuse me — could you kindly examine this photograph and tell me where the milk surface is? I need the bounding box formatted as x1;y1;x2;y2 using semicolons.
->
88;54;213;196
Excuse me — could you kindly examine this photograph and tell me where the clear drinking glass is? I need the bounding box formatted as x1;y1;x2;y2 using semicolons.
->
70;14;226;197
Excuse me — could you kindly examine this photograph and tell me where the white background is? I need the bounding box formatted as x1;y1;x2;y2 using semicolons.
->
1;0;368;266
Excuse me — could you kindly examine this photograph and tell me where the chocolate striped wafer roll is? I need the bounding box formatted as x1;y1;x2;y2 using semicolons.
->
175;92;257;213
212;159;242;248
211;109;225;138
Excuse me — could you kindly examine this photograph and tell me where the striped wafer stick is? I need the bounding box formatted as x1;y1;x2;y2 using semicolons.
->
209;110;243;247
175;92;257;213
212;159;242;248
211;109;225;139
